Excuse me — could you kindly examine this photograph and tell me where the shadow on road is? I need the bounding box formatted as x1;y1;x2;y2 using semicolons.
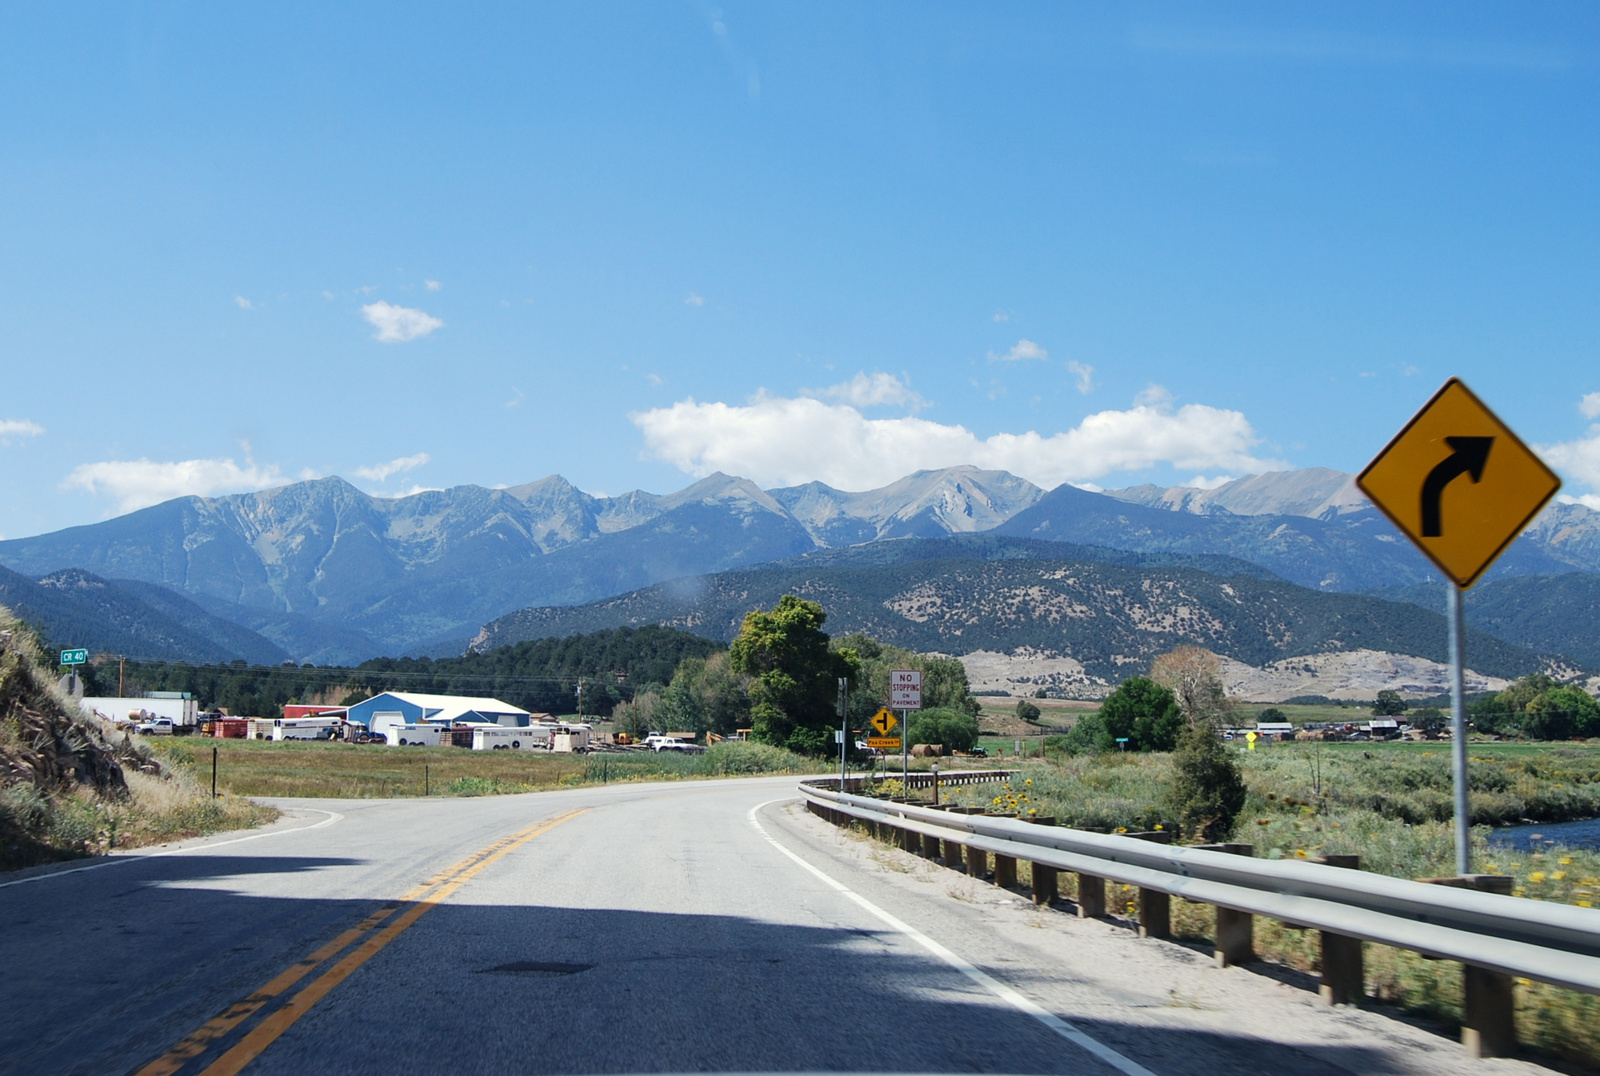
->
4;854;1433;1076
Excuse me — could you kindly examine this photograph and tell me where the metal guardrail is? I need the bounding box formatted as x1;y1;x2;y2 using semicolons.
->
815;769;1017;794
799;780;1600;1058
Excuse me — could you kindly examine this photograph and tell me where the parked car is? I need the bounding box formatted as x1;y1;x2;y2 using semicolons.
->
134;718;177;735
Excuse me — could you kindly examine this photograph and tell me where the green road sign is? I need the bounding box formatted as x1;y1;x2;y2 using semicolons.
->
59;649;88;665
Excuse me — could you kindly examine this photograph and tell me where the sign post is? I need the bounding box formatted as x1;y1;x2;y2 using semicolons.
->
890;670;922;786
59;648;87;697
1357;378;1560;876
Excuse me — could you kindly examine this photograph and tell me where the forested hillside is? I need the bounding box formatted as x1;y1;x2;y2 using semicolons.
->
473;554;1554;683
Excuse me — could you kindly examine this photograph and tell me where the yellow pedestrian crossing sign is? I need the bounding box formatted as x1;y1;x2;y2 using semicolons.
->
1357;378;1560;589
870;708;898;736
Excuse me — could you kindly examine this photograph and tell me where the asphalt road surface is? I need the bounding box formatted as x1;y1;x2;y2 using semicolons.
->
1;775;1564;1075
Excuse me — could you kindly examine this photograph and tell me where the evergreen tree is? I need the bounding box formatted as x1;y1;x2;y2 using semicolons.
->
1164;719;1247;842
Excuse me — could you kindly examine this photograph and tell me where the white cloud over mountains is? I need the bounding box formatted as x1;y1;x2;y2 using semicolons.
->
632;381;1285;491
63;457;289;514
810;372;927;410
361;301;444;343
354;453;431;482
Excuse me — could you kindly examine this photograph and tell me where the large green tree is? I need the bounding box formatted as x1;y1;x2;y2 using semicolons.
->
1057;675;1183;754
654;651;750;736
730;596;859;754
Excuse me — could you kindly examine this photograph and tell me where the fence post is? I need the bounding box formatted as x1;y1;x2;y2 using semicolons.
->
1129;831;1172;939
1422;874;1517;1057
1024;816;1058;904
1199;842;1255;966
993;852;1018;889
1311;854;1363;1005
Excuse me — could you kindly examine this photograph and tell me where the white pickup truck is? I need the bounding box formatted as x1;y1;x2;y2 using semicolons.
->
134;718;178;735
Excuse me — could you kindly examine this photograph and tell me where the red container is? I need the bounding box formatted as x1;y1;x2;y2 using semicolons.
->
211;718;249;739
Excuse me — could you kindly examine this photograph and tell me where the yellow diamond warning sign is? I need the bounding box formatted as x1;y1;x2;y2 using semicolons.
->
1357;378;1560;589
870;708;898;736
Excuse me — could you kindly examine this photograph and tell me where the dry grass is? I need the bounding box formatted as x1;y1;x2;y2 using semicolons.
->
171;737;808;799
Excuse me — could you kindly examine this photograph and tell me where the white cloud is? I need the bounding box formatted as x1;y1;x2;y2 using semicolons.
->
1066;360;1095;395
425;279;442;291
63;457;286;514
353;453;430;483
809;372;927;410
686;293;705;306
372;484;442;499
646;373;664;386
1558;493;1600;512
990;339;1047;362
506;387;525;410
361;301;444;343
632;388;1285;491
992;311;1010;323
234;295;255;310
1183;474;1235;490
0;419;44;445
1580;392;1600;420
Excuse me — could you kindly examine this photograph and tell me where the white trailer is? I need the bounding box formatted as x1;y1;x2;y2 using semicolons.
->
552;724;593;753
268;716;344;741
382;723;444;746
471;725;554;751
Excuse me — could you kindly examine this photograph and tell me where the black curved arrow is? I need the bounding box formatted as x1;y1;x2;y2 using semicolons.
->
1420;436;1494;537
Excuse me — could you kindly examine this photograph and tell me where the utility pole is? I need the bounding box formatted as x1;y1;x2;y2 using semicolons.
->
837;677;849;790
118;656;125;698
577;678;584;721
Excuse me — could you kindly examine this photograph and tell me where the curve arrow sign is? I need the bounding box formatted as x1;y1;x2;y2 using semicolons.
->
1420;436;1493;537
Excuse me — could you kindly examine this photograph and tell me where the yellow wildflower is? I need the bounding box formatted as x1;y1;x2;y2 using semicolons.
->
1553;871;1568;881
1560;856;1574;865
1530;872;1547;884
1580;901;1594;908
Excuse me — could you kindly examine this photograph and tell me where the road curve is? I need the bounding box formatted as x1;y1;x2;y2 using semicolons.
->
2;775;1556;1075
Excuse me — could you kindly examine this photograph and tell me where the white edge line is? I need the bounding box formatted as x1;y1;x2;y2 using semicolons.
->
748;797;1158;1076
0;808;344;890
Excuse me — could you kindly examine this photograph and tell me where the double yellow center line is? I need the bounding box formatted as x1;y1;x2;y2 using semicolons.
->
135;807;588;1076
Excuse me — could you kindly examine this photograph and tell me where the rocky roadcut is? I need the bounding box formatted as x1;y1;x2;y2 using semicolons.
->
0;612;273;871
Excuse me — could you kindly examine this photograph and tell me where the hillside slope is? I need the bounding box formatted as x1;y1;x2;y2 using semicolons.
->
0;567;289;664
1372;573;1600;670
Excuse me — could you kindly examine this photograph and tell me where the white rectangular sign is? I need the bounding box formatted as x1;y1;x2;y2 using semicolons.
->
889;669;922;710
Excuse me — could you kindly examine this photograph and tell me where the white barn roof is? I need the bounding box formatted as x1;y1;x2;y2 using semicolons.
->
379;692;530;724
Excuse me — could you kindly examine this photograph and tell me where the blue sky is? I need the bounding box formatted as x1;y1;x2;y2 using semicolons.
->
3;3;1599;537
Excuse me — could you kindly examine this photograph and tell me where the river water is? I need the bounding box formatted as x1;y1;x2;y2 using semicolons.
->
1490;816;1600;852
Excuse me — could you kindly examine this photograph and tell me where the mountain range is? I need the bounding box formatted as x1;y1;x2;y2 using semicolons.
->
0;465;1597;671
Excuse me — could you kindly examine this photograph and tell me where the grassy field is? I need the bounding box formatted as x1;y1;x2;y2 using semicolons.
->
149;738;811;799
922;739;1600;1067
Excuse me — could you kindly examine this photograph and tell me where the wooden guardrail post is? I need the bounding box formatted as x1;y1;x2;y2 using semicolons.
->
1199;842;1255;966
1310;854;1363;1005
1024;816;1058;904
1421;874;1517;1057
993;850;1018;889
1129;831;1172;939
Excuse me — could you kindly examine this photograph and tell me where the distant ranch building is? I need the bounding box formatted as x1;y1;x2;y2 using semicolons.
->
346;692;534;732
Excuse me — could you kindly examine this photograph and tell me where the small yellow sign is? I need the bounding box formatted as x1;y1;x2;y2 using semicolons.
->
1357;378;1560;589
870;708;898;736
866;736;902;750
1246;730;1258;751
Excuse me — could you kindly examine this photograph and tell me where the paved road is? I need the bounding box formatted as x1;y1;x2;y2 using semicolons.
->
1;776;1560;1075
